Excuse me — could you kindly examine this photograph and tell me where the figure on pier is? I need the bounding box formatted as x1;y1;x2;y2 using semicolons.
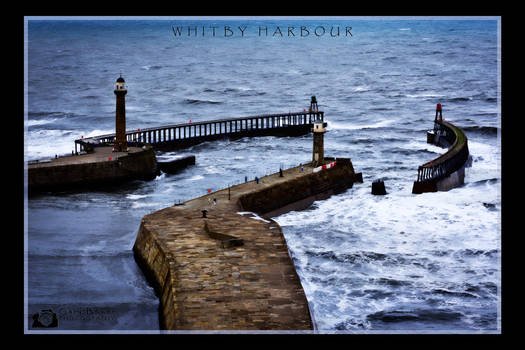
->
113;75;128;152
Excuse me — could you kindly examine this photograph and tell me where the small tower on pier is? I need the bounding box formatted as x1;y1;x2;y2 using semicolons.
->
114;75;128;152
309;95;319;113
435;103;443;122
312;113;327;166
429;103;443;145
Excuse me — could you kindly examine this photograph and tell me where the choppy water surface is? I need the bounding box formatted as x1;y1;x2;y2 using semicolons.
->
26;18;500;332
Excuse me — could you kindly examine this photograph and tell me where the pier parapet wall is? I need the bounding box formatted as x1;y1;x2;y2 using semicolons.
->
28;146;157;193
239;158;358;217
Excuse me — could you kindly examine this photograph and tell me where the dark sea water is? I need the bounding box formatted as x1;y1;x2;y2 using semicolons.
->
25;18;501;332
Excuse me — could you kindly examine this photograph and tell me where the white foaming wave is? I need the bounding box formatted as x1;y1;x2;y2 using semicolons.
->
465;140;501;184
84;129;115;138
237;212;271;223
276;175;500;330
188;175;204;181
352;86;371;92
131;201;164;209
405;93;445;98
235;86;253;91
25;129;77;160
125;105;142;111
205;165;222;174
328;119;394;131
376;190;494;257
154;173;166;181
274;208;318;227
278;199;440;330
26;118;58;127
126;194;149;200
468;140;500;163
25;128;116;160
343;187;496;244
156;154;185;162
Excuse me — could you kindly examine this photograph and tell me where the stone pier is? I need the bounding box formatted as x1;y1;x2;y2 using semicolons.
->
27;146;157;193
133;158;361;330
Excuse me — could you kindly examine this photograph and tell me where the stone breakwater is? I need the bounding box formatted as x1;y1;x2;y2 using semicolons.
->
27;146;157;193
133;158;361;330
412;119;470;194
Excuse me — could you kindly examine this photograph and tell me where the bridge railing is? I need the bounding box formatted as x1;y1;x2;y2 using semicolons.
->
415;120;469;183
74;111;323;151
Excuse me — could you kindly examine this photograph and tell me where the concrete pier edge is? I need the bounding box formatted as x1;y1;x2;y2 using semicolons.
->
27;146;158;194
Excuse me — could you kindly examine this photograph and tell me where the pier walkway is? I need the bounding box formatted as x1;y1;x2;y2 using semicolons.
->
27;146;158;193
75;111;324;152
133;158;359;330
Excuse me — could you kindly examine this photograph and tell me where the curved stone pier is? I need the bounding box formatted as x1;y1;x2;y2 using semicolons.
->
412;109;470;194
133;159;360;330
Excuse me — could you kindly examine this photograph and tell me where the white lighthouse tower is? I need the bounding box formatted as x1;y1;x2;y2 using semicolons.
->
311;97;326;166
